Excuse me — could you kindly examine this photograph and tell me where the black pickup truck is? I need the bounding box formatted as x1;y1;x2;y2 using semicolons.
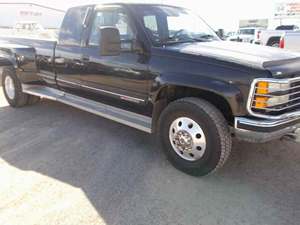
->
1;3;300;176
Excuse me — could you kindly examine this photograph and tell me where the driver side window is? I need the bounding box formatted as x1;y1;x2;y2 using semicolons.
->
89;9;136;50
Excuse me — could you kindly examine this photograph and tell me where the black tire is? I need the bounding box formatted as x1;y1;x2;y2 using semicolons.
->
270;41;279;48
1;67;39;107
158;97;232;177
267;37;280;48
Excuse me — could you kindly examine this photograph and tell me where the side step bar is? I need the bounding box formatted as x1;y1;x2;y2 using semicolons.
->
23;85;152;133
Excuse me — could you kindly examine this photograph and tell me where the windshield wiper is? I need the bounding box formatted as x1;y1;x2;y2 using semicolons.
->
161;39;197;46
160;35;216;46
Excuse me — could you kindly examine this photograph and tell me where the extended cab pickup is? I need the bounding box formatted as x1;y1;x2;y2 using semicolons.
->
1;3;300;176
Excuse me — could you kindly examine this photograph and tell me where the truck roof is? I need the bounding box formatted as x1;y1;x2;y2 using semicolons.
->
103;2;181;6
69;3;183;9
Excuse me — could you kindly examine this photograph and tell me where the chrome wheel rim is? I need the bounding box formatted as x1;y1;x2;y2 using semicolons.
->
169;117;206;162
4;76;15;100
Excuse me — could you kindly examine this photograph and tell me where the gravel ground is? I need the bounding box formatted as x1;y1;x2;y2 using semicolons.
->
0;88;299;225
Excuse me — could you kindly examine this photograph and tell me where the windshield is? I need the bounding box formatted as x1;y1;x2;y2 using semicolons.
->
238;29;255;35
136;5;219;45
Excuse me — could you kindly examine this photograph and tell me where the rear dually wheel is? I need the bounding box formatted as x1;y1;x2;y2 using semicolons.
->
2;67;39;107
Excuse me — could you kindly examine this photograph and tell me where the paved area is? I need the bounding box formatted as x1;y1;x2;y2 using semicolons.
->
0;88;299;225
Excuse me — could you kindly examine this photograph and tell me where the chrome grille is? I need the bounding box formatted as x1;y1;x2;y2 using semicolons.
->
248;77;300;119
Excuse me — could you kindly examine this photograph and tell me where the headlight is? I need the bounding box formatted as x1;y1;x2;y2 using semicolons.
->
268;83;290;92
253;81;291;109
248;77;300;119
267;95;290;107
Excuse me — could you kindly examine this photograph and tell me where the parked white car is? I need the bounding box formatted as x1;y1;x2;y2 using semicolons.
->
227;27;265;43
13;21;45;35
12;21;57;39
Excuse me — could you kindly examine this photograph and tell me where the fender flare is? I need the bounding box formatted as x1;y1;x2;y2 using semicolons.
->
152;72;246;116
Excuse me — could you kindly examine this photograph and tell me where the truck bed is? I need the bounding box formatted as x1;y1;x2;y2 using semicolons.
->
0;36;56;56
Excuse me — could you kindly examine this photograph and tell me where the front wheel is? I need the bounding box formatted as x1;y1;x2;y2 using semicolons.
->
159;97;232;176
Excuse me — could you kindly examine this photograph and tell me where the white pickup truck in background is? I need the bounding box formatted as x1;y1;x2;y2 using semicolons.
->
257;25;300;52
227;27;265;43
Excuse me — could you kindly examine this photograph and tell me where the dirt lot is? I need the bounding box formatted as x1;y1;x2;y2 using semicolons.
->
0;88;299;225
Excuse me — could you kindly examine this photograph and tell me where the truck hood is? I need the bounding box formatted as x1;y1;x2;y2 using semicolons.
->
166;41;300;76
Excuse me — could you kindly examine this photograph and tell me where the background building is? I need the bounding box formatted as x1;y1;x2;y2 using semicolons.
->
0;3;65;29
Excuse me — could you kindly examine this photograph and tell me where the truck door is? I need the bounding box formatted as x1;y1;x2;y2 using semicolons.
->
55;6;90;94
79;6;152;108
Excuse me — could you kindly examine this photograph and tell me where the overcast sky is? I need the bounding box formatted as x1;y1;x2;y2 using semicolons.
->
0;0;293;30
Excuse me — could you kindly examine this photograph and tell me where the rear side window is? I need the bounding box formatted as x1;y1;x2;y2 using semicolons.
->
88;8;135;50
59;6;89;46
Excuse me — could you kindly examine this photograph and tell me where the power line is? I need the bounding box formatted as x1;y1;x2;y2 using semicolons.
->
0;2;65;13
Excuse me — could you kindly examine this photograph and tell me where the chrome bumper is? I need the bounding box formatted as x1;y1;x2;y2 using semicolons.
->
234;116;300;143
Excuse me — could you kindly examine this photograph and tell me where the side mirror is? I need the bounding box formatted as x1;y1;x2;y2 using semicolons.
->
99;27;121;56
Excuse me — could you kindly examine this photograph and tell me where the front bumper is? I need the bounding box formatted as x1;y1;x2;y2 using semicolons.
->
234;116;300;143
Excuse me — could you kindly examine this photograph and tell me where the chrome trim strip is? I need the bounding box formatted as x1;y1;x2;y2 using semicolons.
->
235;116;300;129
234;116;300;143
56;78;145;103
37;73;55;80
56;78;79;86
247;77;300;120
80;84;145;103
252;102;300;112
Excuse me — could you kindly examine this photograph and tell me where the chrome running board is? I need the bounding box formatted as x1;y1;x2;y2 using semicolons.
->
22;85;152;133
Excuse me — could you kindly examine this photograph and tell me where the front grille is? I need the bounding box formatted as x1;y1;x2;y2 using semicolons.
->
249;77;300;118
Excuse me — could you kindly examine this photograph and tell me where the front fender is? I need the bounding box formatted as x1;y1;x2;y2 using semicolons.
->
153;72;246;116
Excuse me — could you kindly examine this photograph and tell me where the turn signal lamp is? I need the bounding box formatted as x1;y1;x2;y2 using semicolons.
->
253;81;290;109
254;81;269;109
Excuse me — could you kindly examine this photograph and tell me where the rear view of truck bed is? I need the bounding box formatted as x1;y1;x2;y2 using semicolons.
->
258;30;300;52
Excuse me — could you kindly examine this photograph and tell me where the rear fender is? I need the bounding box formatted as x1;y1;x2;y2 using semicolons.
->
0;55;17;68
0;46;40;84
0;55;16;83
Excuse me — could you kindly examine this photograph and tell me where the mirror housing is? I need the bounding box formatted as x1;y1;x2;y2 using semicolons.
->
99;27;121;56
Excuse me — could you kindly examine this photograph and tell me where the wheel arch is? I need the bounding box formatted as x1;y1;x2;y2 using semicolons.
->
151;76;245;132
266;36;280;46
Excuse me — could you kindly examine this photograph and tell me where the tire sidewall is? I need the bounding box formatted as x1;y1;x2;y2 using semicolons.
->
271;42;279;48
159;101;223;176
2;68;22;107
